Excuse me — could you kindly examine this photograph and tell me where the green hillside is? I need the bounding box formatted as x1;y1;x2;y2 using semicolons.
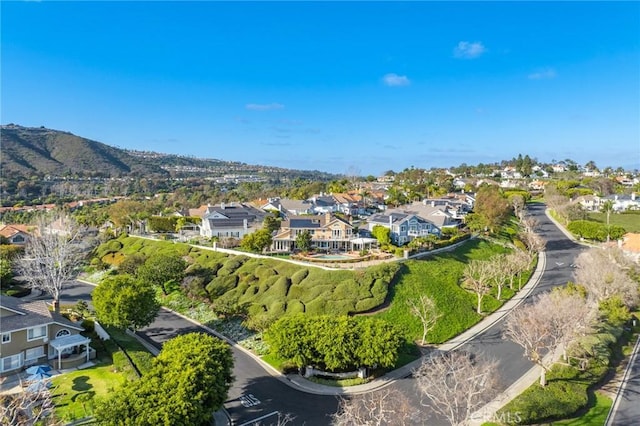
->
97;236;400;319
1;124;168;178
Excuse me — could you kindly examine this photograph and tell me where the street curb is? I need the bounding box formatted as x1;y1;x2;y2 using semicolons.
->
152;249;547;396
605;334;640;426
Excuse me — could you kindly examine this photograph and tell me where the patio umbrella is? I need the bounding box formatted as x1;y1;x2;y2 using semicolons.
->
25;379;52;394
27;371;52;382
26;365;52;375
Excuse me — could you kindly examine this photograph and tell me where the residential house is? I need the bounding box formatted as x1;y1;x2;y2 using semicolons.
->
619;233;640;263
405;201;463;229
0;224;33;245
0;295;93;376
368;211;440;246
309;194;340;214
271;212;354;252
260;198;314;217
199;202;267;239
608;193;640;211
575;194;605;212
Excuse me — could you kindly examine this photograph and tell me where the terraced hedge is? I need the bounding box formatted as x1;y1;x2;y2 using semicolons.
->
96;236;400;319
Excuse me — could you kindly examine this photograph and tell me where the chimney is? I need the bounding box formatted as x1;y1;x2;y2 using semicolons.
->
221;202;225;209
632;192;636;201
243;219;248;230
389;215;393;227
325;212;331;223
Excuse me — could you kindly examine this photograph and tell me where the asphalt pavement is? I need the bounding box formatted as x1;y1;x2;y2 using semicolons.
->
58;202;587;425
606;335;640;425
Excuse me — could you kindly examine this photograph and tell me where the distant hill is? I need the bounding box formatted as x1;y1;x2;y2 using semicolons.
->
1;124;168;178
0;124;339;181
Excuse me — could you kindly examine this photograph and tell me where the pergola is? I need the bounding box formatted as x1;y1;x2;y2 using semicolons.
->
350;237;378;251
49;334;91;369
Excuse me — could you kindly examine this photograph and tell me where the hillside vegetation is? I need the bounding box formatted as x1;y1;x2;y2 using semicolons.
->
376;239;514;343
97;236;400;319
1;125;168;178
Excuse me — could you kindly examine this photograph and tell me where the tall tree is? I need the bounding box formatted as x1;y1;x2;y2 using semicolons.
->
504;290;593;386
95;333;234;426
414;351;500;426
240;229;273;253
407;295;442;345
137;253;187;295
600;200;615;243
473;185;510;233
17;214;91;312
93;275;160;331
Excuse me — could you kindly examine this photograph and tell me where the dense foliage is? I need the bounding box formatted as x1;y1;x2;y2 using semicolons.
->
96;236;401;324
265;314;402;370
94;333;233;426
567;220;626;241
93;275;160;331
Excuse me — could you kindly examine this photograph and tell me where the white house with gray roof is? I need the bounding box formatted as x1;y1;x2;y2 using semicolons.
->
199;202;267;239
367;211;440;246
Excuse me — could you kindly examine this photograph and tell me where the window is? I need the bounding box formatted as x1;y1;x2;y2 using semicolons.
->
56;329;71;338
25;346;45;361
13;235;24;243
27;326;47;341
1;333;10;344
1;354;22;372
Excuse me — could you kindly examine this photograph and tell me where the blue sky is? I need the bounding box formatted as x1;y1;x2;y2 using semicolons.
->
2;1;639;175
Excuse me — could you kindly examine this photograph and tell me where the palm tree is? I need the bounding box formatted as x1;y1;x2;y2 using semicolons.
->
601;200;615;243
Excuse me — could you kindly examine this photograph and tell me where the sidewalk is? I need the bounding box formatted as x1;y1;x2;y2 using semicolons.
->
142;248;547;396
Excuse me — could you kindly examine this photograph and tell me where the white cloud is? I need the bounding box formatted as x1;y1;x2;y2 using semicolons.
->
382;73;411;87
245;103;284;111
528;68;557;80
453;41;486;59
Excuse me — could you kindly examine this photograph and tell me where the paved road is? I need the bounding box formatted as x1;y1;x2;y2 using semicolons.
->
60;203;585;425
607;335;640;426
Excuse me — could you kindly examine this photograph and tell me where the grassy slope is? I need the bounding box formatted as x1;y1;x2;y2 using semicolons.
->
376;239;512;344
587;212;640;233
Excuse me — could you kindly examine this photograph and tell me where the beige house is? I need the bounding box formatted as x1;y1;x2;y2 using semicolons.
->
0;296;93;376
0;224;33;245
271;212;354;252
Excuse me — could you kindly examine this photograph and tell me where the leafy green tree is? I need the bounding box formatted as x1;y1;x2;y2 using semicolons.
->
118;253;148;275
240;229;273;253
473;185;510;233
265;315;401;371
371;225;391;245
93;275;160;331
94;333;234;426
263;213;282;234
295;230;312;252
0;258;13;284
137;253;187;295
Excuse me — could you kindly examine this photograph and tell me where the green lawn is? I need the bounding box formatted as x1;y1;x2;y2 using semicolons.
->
50;327;153;422
551;392;613;426
375;239;515;344
588;212;640;233
51;361;126;422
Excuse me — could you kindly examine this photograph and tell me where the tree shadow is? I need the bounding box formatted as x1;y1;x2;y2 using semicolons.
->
71;375;92;392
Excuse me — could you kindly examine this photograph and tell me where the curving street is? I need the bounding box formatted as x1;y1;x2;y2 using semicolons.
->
60;203;585;425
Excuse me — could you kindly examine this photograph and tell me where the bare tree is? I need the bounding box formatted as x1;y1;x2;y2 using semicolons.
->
407;295;442;346
510;194;525;219
414;350;500;426
505;250;532;290
489;254;510;301
574;247;639;308
504;290;593;386
519;229;546;255
462;260;493;314
0;386;56;426
332;387;416;426
17;214;90;313
520;215;539;234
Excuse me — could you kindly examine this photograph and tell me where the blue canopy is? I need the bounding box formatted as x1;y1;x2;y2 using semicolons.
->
26;365;52;375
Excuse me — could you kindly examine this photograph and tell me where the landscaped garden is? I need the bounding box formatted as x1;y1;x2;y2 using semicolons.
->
50;324;153;422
